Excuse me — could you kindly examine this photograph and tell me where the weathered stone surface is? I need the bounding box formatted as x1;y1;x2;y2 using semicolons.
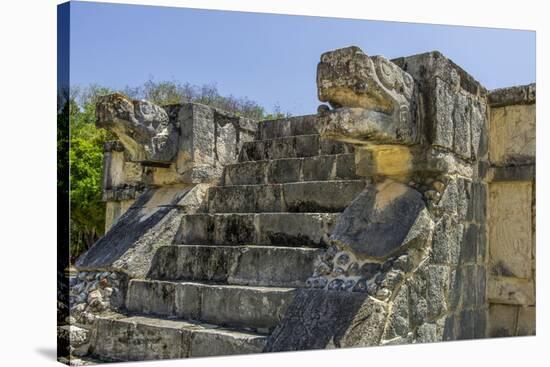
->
190;328;266;357
58;325;92;357
239;135;319;161
224;153;357;185
282;180;365;213
90;314;266;361
488;83;536;107
96;93;177;163
104;199;135;231
317;46;417;145
265;289;385;351
76;184;209;278
393;51;488;159
258;115;318;140
426;265;450;318
488;304;518;337
200;284;295;331
257;213;338;247
516;306;536;336
431;215;462;265
489;104;535;165
148;245;320;287
128;316;193;361
127;280;295;331
208;180;364;214
354;145;416;181
126;280;176;316
414;323;438;343
488;182;533;278
174;103;256;177
488;165;535;182
383;284;409;339
177;213;338;247
331;180;431;259
488;276;535;305
229;246;321;287
319;107;417;146
78;47;537;362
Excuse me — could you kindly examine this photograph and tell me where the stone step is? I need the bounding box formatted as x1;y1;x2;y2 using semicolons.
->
257;115;318;140
148;245;321;287
223;153;358;185
176;212;339;247
208;180;365;213
238;134;354;162
90;313;267;361
126;280;296;331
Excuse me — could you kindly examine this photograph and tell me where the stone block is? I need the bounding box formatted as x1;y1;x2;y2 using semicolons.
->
257;213;338;247
488;182;533;278
415;323;438;343
91;318;130;361
516;306;536;336
259;115;317;140
384;284;409;339
489;104;535;165
265;289;382;351
224;161;268;186
452;92;472;159
268;158;301;183
200;285;296;331
474;308;488;338
426;265;450;319
319;139;351;155
302;155;335;181
355;145;414;181
488;276;535;305
432;78;455;150
431;215;462;265
461;265;477;308
331;180;431;259
255;184;284;212
126;280;176;316
488;84;536;107
129;317;192;360
175;283;202;320
488;304;518;337
149;245;319;287
213;214;256;245
283;180;365;213
457;309;475;340
460;224;479;264
229;246;321;287
208;185;256;213
335;153;358;180
190;328;266;357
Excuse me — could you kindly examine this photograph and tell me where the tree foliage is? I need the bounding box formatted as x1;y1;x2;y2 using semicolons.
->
67;79;290;262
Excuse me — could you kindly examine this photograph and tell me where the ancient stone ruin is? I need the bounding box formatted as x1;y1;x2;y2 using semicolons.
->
62;46;536;363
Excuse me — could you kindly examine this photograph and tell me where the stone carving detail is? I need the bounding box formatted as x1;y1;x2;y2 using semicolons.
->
317;46;418;145
283;45;493;348
96;93;178;163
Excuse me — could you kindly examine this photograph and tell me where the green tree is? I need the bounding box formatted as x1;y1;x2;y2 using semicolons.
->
69;94;111;261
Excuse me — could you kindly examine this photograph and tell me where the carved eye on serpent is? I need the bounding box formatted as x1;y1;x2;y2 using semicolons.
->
376;58;397;90
402;74;414;100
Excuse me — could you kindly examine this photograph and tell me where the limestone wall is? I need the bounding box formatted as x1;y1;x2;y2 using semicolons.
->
486;84;536;336
99;101;257;230
101;141;145;231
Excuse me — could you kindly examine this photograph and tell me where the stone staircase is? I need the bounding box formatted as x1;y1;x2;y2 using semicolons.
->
90;115;365;361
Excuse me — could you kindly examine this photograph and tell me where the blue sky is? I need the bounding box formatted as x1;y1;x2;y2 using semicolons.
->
69;1;536;115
